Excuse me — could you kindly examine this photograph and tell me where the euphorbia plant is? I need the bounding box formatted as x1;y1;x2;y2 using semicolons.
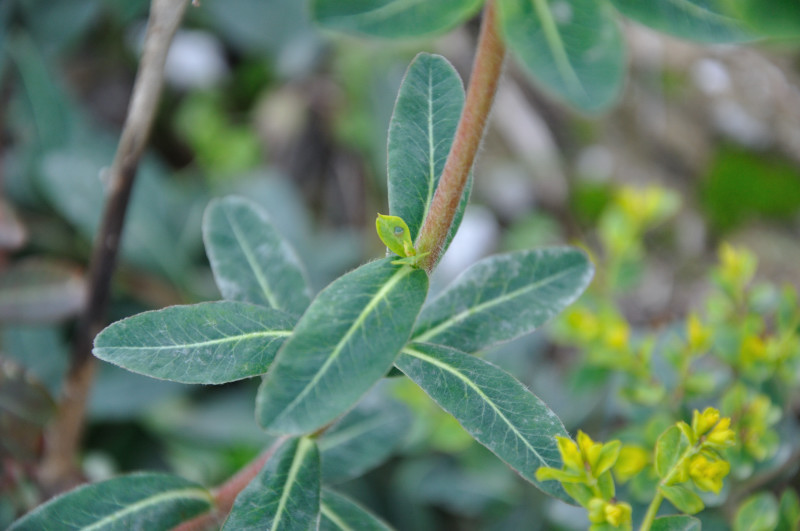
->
11;0;798;529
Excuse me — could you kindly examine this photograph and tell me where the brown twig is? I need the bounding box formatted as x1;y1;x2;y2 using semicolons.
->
38;0;191;493
415;0;506;272
172;436;292;531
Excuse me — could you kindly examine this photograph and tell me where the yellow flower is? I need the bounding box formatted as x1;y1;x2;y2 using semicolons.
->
614;445;649;483
718;243;756;289
740;335;768;365
588;498;632;529
603;320;630;351
692;407;720;438
688;454;730;494
706;417;736;448
687;313;712;352
577;431;621;476
556;435;584;472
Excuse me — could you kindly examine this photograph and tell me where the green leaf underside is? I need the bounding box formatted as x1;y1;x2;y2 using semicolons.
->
735;492;779;531
223;438;320;531
257;258;428;434
319;489;392;531
9;473;212;531
610;0;748;43
311;0;484;38
655;425;690;478
319;396;412;483
93;301;294;385
412;247;593;353
651;515;702;531
388;52;468;255
660;485;704;514
498;0;626;111
395;343;571;502
203;196;311;316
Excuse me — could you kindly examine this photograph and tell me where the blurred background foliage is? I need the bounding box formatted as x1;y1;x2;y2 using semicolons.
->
1;0;799;529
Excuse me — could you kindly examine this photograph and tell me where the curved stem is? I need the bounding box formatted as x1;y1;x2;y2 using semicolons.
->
639;489;664;531
416;0;506;272
38;0;191;493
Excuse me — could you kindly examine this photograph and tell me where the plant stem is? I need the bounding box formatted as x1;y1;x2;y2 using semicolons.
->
415;0;506;272
172;436;291;531
38;0;191;494
639;488;664;531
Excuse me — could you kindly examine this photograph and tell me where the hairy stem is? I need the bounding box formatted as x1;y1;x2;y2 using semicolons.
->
172;436;292;531
415;0;506;272
38;0;191;493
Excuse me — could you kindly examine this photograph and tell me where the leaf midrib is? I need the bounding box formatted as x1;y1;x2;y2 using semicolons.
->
414;61;437;245
275;265;412;422
530;0;583;95
271;438;314;531
413;262;581;343
668;0;742;25
224;205;280;309
103;330;291;352
401;346;548;465
81;487;211;531
329;0;428;24
320;502;354;531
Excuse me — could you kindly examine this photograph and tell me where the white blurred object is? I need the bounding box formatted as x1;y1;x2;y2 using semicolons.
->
434;206;500;288
712;99;771;148
164;30;228;90
576;145;615;182
691;58;731;96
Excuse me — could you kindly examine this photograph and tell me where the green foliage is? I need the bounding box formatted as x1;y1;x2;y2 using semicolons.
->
733;492;779;531
651;515;702;531
9;474;212;530
319;489;392;531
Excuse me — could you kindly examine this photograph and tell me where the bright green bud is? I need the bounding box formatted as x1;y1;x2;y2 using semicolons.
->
688;454;730;494
692;407;720;438
556;435;584;472
687;313;712;352
718;242;757;289
605;501;633;528
376;214;414;258
706;417;736;448
588;498;606;524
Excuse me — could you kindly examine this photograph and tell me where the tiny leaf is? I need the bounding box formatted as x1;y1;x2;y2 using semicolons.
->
387;52;469;258
9;473;212;530
660;485;704;515
396;343;571;502
94;301;294;384
203;196;311;316
413;247;593;353
376;214;413;258
311;0;484;39
257;258;428;434
319;489;392;531
498;0;626;111
223;437;320;531
651;515;702;531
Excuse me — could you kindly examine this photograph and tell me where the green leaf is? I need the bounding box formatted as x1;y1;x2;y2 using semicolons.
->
319;489;392;531
734;492;779;531
376;214;414;258
203;196;311;316
93;301;294;385
387;53;469;257
660;484;704;515
778;489;800;531
311;0;484;39
9;473;212;530
395;343;571;502
497;0;626;111
223;437;320;531
654;425;690;479
651;515;702;531
412;247;593;353
319;394;412;483
609;0;749;42
257;258;428;434
729;0;800;38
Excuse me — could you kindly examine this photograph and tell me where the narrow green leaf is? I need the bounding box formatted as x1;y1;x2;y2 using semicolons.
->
93;301;294;385
395;343;571;502
651;515;702;531
319;394;412;483
257;258;428;434
319;489;392;531
610;0;749;43
203;196;311;316
311;0;484;38
654;425;690;479
778;489;800;531
734;492;779;531
660;485;704;515
498;0;626;111
412;247;593;353
387;53;469;256
223;437;320;531
9;473;212;530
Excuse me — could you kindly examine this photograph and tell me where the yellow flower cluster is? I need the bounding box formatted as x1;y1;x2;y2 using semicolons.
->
588;498;632;530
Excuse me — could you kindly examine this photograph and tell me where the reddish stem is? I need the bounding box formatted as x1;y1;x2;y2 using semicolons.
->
416;0;506;272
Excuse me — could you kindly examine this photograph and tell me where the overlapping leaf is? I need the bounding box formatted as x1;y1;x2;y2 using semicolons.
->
311;0;484;38
388;53;469;257
395;343;571;501
223;438;320;531
319;489;392;531
257;258;428;434
203;196;311;316
498;0;626;111
652;516;702;531
610;0;748;43
319;394;412;483
9;473;212;530
412;247;593;353
94;301;294;384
